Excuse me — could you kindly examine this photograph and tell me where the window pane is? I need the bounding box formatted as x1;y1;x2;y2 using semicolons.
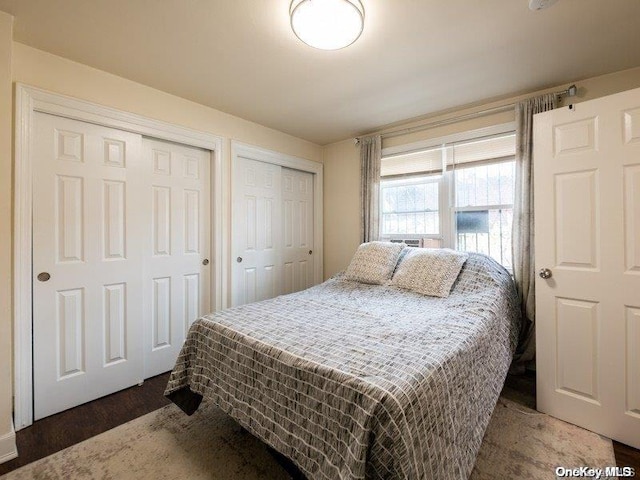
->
455;208;513;268
487;163;501;205
499;161;515;205
455;161;514;208
381;177;439;235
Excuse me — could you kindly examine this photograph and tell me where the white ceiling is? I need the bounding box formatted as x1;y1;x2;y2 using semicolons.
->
1;0;640;145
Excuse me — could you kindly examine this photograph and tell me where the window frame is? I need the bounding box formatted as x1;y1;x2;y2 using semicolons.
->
379;174;445;243
379;123;516;267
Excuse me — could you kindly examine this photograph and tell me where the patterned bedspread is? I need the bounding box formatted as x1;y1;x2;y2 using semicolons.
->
165;253;521;480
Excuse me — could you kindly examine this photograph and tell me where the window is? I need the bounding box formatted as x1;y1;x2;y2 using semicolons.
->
381;175;440;236
379;131;516;269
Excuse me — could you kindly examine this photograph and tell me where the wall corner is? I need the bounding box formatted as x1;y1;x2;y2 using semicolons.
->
0;9;16;464
0;420;17;464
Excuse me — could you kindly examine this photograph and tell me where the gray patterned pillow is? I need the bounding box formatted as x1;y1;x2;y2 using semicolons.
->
345;241;406;285
392;248;468;297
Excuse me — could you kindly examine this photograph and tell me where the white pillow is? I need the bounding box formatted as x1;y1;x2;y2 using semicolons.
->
392;248;468;297
344;241;406;285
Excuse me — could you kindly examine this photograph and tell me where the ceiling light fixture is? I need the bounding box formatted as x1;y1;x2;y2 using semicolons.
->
528;0;559;10
290;0;365;50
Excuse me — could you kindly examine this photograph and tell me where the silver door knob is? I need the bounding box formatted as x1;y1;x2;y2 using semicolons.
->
202;259;209;266
37;272;51;282
237;257;243;263
539;268;552;279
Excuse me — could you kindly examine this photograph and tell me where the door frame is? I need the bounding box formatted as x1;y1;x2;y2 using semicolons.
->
13;84;225;429
231;141;324;291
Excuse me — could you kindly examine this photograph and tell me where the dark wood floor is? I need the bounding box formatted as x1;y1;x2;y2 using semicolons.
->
0;373;172;476
1;371;638;477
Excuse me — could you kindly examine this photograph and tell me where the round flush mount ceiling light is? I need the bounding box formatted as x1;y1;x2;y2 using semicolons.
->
290;0;365;50
528;0;559;10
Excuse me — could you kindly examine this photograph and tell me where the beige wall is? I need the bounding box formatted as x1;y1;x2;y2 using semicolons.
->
0;11;16;461
322;66;640;278
12;43;322;163
322;139;361;278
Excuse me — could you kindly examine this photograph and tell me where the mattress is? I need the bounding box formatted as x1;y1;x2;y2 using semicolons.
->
165;253;521;479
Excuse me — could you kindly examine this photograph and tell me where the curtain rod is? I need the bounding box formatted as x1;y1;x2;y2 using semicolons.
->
355;84;577;144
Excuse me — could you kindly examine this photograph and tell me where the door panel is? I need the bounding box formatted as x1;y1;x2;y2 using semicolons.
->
142;138;211;378
554;170;599;269
33;113;145;420
56;288;84;378
103;180;126;260
624;165;640;273
535;87;640;449
104;283;127;364
232;158;282;306
625;306;640;416
555;298;599;402
281;168;314;294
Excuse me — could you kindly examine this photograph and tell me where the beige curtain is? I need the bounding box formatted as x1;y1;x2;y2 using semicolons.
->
512;93;558;367
360;135;382;243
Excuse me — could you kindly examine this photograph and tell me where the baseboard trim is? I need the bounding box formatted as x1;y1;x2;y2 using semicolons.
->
0;421;18;464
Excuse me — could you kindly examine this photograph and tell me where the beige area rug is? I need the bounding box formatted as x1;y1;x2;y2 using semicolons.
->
2;397;616;480
470;397;616;479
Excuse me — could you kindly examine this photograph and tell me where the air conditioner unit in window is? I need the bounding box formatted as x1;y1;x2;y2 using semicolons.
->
389;238;424;248
388;238;442;248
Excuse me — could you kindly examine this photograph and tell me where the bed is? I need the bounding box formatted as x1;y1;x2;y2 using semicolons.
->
165;252;521;480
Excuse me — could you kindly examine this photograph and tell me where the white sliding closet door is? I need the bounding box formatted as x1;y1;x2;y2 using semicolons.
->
32;115;212;420
535;87;640;449
232;157;282;306
232;157;317;306
282;168;314;294
33;113;145;420
142;138;211;378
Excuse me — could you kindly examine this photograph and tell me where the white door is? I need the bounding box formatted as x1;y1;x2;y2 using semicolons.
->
535;87;640;449
142;138;211;378
33;113;145;419
281;168;314;294
232;157;282;306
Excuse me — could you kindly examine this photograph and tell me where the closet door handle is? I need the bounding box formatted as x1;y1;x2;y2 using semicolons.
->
237;257;243;263
202;259;209;266
37;272;51;282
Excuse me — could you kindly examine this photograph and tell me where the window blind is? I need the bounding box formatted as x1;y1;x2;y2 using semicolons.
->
449;133;515;167
381;133;515;177
380;146;444;177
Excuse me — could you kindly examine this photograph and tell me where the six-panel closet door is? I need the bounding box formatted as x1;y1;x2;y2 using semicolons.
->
232;158;283;306
32;113;147;419
142;138;211;378
32;113;211;419
281;167;314;294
